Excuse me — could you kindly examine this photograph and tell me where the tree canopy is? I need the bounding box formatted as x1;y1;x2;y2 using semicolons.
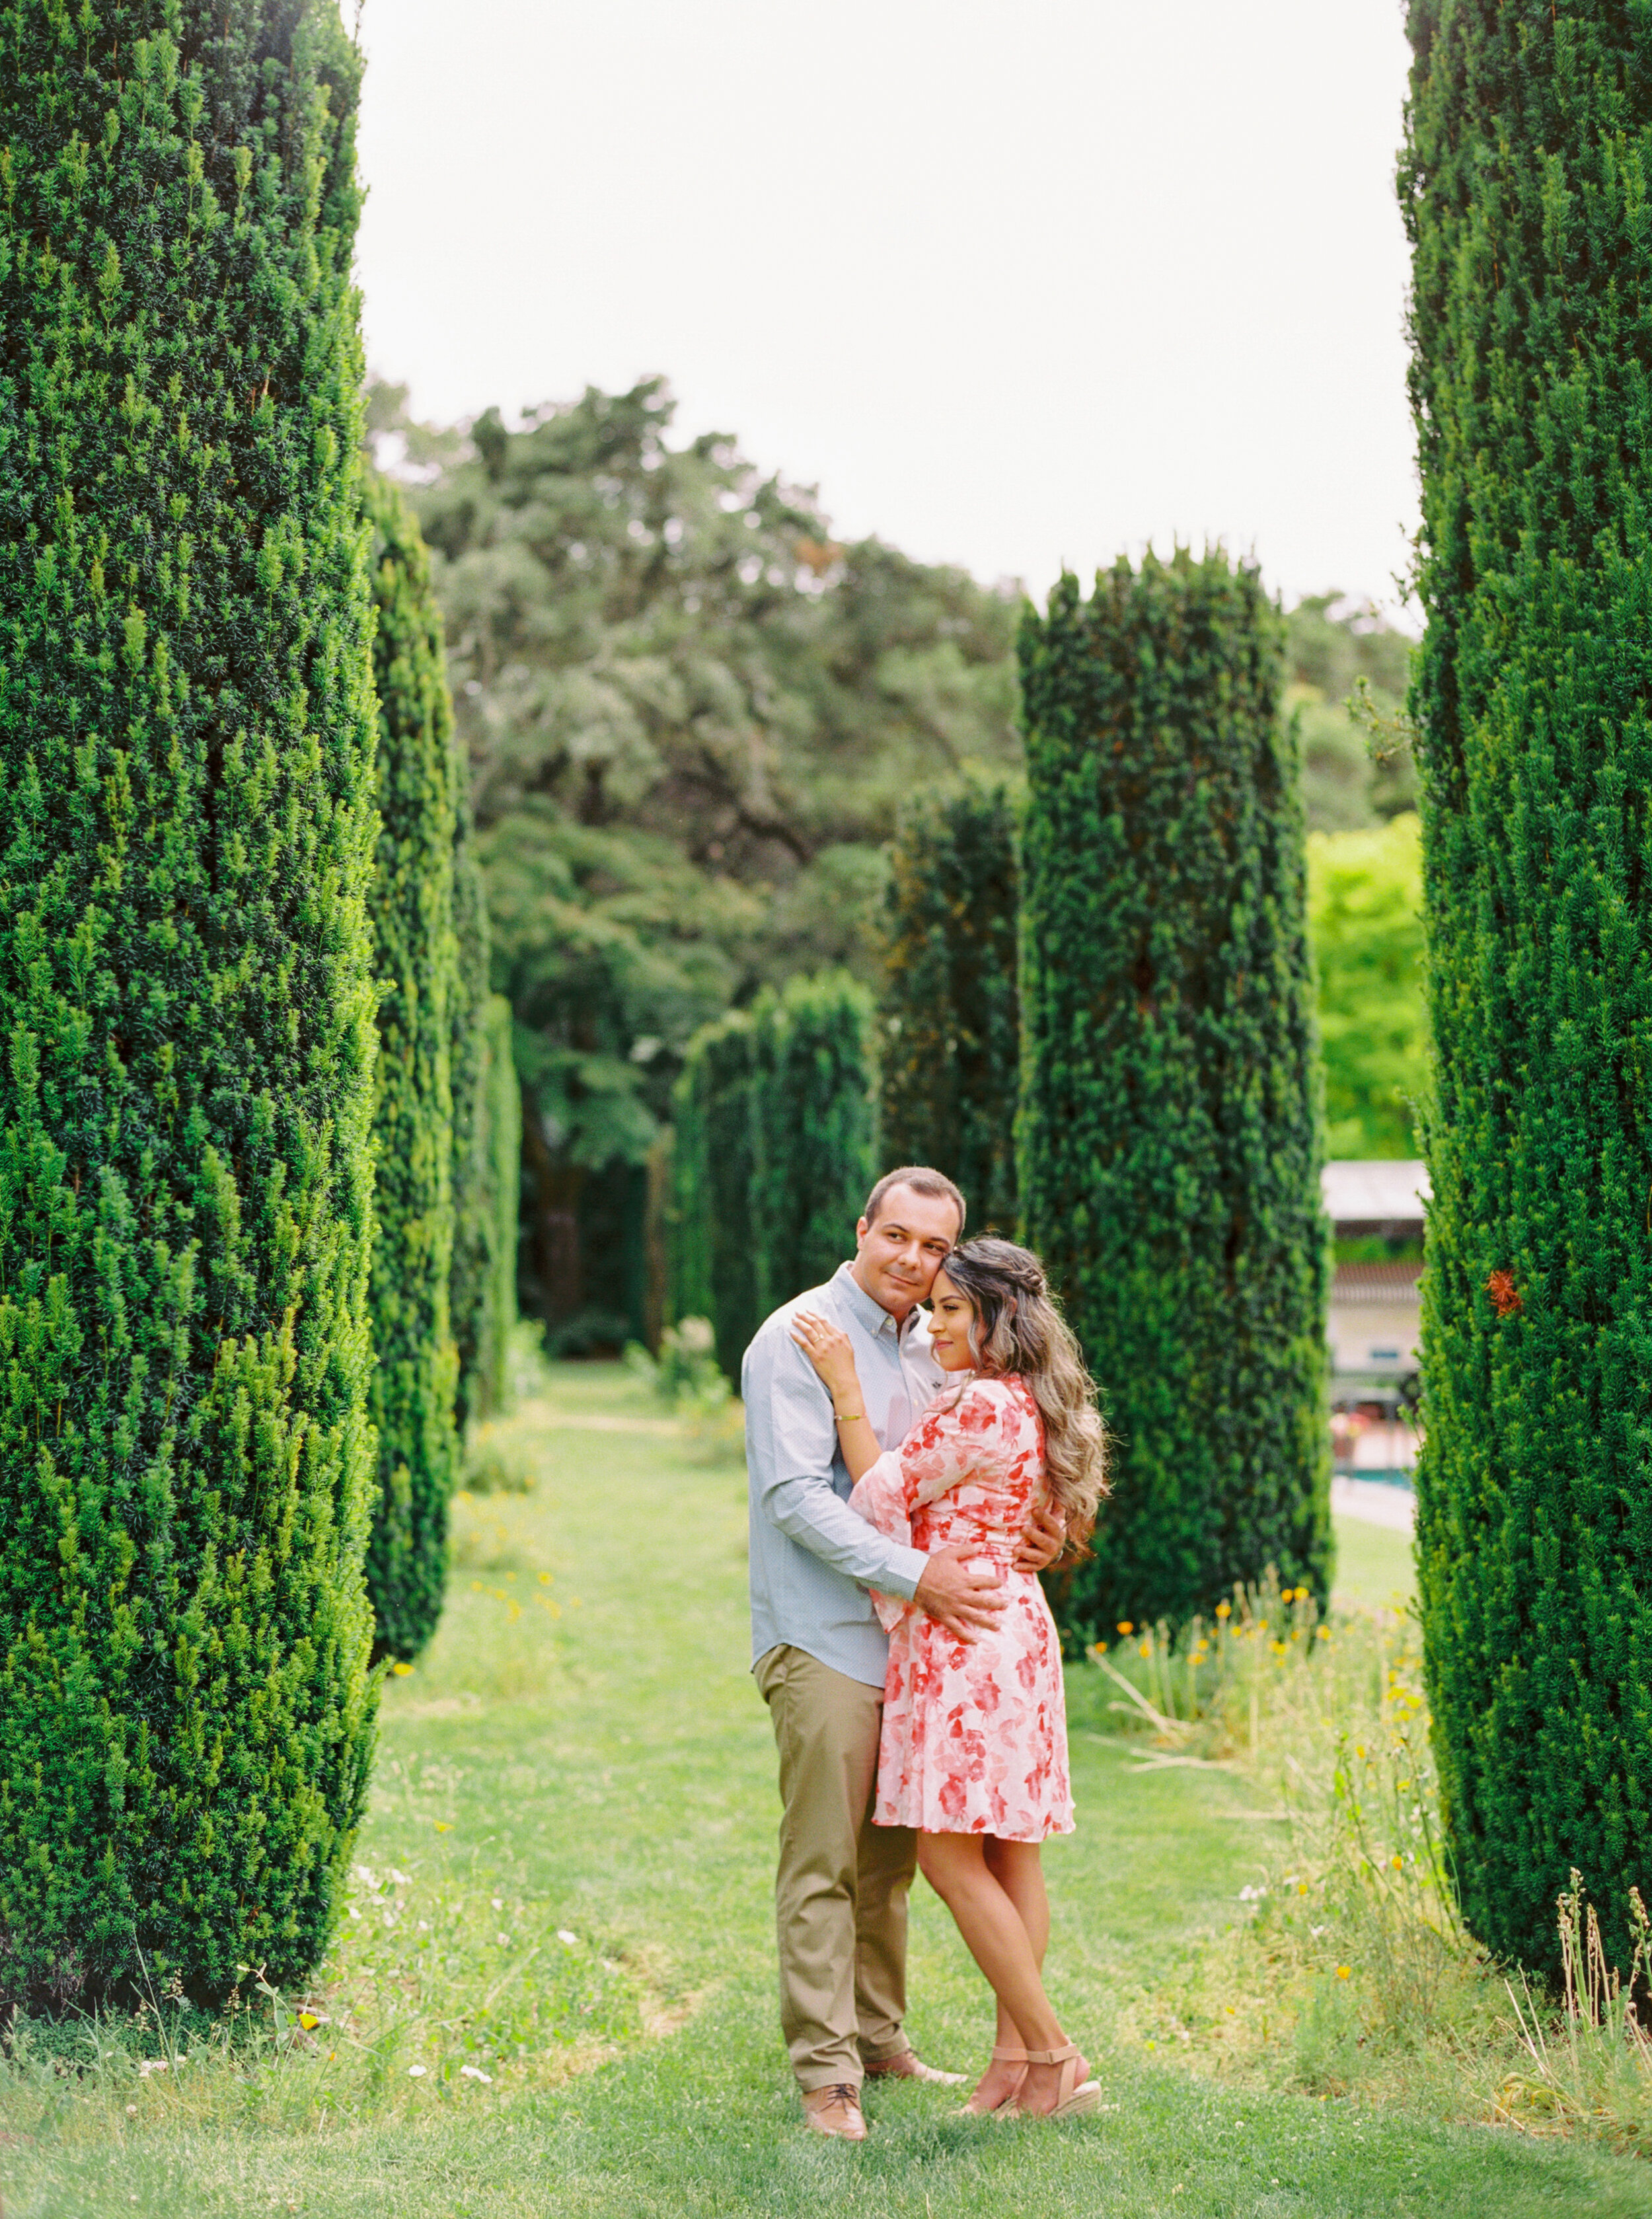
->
373;378;1021;1336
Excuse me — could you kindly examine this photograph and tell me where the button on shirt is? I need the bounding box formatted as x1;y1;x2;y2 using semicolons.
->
743;1261;944;1688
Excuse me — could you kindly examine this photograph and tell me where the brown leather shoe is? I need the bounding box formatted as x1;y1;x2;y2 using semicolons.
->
863;2050;966;2086
802;2082;868;2140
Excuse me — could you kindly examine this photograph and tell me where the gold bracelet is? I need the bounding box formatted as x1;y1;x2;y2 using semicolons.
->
833;1411;863;1423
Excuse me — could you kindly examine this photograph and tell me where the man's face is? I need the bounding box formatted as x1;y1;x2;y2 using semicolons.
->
852;1185;962;1318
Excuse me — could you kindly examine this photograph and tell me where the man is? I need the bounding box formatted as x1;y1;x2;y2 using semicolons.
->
742;1166;1067;2140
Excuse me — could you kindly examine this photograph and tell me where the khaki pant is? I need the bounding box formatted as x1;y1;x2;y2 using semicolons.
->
755;1644;918;2091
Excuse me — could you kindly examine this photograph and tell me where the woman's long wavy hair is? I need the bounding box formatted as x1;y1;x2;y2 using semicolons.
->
936;1236;1108;1550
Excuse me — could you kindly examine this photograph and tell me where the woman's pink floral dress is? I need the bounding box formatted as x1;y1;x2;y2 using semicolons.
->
850;1374;1073;1842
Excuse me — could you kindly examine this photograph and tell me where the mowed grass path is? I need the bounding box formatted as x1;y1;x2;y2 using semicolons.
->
7;1363;1649;2217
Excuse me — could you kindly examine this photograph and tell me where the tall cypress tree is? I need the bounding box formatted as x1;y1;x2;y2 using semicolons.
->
878;776;1020;1234
449;764;496;1431
1018;554;1330;1647
363;474;459;1663
476;991;520;1412
1403;1;1652;1975
750;973;876;1318
0;1;378;2003
670;1008;757;1374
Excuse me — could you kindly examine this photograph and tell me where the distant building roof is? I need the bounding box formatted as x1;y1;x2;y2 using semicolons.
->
1322;1160;1429;1226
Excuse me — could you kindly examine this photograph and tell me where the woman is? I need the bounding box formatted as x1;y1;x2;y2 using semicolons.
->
791;1236;1108;2121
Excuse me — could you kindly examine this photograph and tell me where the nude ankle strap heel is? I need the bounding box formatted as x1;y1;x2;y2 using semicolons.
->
1021;2043;1103;2120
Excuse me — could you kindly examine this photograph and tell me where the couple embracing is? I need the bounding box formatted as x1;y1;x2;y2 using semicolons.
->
742;1166;1108;2140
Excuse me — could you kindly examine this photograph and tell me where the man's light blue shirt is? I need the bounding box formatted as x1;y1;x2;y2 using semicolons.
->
743;1261;944;1688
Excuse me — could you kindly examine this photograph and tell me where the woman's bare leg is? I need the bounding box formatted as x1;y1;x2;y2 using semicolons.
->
966;1838;1051;2111
919;1832;1087;2115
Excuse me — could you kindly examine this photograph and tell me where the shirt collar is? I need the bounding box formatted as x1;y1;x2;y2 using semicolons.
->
831;1260;916;1342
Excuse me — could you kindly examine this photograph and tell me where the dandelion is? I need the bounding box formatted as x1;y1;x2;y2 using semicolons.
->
1139;1641;1152;1659
539;1572;552;1585
434;1822;453;1834
1270;1641;1287;1657
1117;1621;1134;1636
1390;1855;1403;1871
1336;1965;1351;1980
297;2010;328;2031
1215;1600;1232;1619
1316;1626;1331;1641
1298;1883;1310;1895
391;1661;414;1677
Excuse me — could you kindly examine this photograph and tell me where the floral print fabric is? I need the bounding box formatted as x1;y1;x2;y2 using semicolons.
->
850;1374;1074;1842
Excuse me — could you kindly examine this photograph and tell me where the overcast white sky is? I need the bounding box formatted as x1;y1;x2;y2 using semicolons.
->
355;0;1417;617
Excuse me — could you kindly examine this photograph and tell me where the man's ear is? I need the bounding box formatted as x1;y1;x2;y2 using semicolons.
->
855;1217;870;1244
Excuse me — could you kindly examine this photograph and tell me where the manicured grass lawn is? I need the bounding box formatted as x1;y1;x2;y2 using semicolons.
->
5;1365;1646;2217
1331;1509;1415;1612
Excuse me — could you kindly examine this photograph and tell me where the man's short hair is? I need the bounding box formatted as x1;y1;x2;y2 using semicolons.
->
862;1166;966;1238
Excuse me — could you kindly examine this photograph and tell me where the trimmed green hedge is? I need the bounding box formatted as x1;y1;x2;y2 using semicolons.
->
750;973;876;1316
878;777;1020;1234
449;759;498;1431
0;0;378;2004
363;474;460;1663
1018;554;1330;1646
476;991;521;1416
670;1010;757;1376
1403;0;1652;1975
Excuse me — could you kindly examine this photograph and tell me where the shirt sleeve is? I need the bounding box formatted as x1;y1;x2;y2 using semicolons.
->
744;1325;930;1602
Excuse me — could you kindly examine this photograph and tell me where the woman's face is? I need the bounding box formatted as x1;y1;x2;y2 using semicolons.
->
926;1268;978;1373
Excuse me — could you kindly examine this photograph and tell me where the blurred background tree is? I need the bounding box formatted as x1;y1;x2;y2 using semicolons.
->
1307;813;1425;1158
371;378;1020;1343
1284;593;1415;831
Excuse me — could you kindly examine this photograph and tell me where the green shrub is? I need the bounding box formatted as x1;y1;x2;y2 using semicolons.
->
0;1;378;2004
1402;1;1652;1977
669;1010;758;1374
878;776;1021;1232
363;474;460;1663
749;973;877;1316
1017;554;1330;1645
